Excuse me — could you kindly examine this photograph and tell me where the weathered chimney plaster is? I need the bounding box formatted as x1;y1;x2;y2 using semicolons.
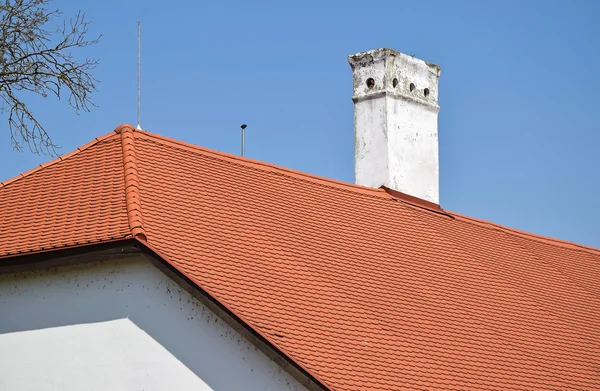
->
348;48;441;204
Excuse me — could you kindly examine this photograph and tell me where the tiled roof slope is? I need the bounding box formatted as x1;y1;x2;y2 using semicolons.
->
1;125;599;390
0;132;131;257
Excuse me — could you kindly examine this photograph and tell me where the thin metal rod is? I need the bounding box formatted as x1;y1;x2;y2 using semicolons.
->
241;127;245;157
240;124;247;156
136;21;141;130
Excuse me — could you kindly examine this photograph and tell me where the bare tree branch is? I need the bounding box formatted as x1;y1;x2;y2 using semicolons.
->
0;0;100;155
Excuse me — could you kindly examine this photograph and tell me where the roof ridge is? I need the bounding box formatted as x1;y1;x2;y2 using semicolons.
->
451;211;600;255
115;124;147;242
135;129;391;199
0;131;118;188
138;129;600;253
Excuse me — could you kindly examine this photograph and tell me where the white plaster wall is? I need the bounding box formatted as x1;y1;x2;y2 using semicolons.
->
349;48;440;203
0;258;309;391
354;96;389;188
387;97;439;203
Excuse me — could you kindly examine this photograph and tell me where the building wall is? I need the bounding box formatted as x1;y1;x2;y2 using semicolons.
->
0;257;309;391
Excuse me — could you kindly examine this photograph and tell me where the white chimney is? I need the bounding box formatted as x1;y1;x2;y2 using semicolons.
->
348;48;441;204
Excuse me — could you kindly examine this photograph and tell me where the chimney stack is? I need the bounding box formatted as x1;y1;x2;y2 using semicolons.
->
348;48;441;204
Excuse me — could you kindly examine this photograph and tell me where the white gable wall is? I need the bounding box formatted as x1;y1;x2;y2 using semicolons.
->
0;257;309;391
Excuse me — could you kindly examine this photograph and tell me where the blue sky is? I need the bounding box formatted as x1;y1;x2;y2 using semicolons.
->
1;0;599;247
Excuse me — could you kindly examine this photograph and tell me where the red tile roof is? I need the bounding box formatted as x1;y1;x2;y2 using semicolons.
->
0;131;131;256
2;124;599;390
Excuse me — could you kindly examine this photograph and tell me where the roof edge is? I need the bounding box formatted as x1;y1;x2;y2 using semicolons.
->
137;129;599;252
0;236;133;260
451;211;600;254
136;237;331;391
115;124;148;242
0;239;141;273
0;131;117;188
137;130;390;199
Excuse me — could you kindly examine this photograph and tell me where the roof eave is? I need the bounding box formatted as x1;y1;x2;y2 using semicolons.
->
0;238;331;391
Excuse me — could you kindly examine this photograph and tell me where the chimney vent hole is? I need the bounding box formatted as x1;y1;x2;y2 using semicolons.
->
424;88;430;97
409;83;415;92
392;78;399;88
366;78;375;89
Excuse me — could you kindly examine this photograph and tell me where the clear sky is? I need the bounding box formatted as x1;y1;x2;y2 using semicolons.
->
1;0;599;248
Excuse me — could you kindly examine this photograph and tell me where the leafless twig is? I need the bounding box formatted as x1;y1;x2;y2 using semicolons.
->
0;0;100;155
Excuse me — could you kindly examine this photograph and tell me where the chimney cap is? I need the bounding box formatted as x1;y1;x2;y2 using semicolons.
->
348;47;441;109
348;48;441;76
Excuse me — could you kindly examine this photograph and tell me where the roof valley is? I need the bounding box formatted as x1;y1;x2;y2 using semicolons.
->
116;124;147;241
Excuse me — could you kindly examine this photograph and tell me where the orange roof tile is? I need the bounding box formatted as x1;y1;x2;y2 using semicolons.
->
0;131;131;257
1;124;599;390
